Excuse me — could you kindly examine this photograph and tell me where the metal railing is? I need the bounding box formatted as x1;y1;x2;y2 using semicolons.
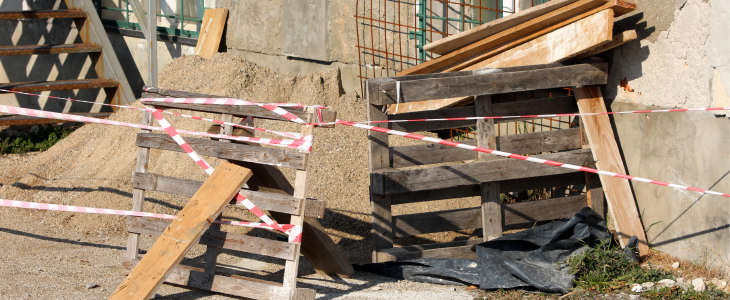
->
93;0;205;38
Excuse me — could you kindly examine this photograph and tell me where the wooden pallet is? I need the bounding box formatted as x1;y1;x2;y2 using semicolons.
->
122;88;351;299
365;62;610;262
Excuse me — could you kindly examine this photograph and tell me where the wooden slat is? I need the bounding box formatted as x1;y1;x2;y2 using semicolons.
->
368;97;395;263
131;172;326;218
0;43;101;56
0;112;111;126
136;132;307;170
475;95;502;241
402;0;610;75
372;63;607;105
389;172;587;205
378;239;482;261
575;87;647;255
195;8;228;59
126;111;153;260
423;0;582;54
392;195;588;237
0;9;86;19
121;259;315;300
392;128;582;168
112;162;252;300
141;87;336;127
372;148;595;194
126;217;297;260
388;96;579;132
576;30;638;59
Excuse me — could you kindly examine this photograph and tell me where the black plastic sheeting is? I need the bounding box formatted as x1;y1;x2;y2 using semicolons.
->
355;207;613;294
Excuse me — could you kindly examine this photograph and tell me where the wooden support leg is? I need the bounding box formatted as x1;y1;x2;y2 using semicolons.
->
202;114;233;277
111;162;253;300
574;87;647;255
475;95;502;241
126;111;153;260
368;101;394;262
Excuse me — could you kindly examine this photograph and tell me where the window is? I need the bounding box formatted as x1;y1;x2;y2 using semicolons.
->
93;0;206;38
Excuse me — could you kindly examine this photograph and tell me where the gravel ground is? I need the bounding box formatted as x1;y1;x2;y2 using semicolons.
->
0;54;483;299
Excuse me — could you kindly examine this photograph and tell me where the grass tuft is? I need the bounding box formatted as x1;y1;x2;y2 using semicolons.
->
0;124;78;154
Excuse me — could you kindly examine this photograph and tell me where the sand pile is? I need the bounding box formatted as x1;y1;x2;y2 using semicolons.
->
0;53;480;265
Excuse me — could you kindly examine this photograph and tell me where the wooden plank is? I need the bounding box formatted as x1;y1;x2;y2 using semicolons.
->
283;108;315;289
121;259;315;300
404;0;610;75
373;63;607;105
423;0;582;54
475;95;502;241
378;239;482;261
373;148;595;194
126;111;153;260
111;162;252;300
576;30;638;59
390;172;587;205
142;87;336;127
392;128;582;168
388;96;579;132
131;172;325;218
195;8;228;59
392;195;588;237
126;217;297;260
456;9;615;71
389;4;623;114
574;87;647;255
136;133;306;170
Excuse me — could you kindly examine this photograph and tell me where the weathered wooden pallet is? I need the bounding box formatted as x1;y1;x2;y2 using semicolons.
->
366;62;608;262
122;88;351;299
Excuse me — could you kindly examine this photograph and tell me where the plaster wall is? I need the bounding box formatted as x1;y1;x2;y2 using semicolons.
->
607;0;730;271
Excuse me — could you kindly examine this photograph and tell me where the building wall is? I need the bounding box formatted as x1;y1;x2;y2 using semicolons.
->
606;0;730;271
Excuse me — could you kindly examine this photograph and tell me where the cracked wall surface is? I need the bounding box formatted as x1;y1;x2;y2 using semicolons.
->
607;0;730;271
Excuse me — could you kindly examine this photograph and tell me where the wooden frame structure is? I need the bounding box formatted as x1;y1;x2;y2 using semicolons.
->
366;62;610;262
122;87;352;299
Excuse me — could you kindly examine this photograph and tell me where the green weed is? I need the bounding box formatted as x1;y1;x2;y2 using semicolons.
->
0;124;78;154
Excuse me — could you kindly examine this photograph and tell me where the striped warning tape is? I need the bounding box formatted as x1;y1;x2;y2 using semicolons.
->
141;98;307;124
335;120;730;198
307;107;730;126
151;110;301;242
0;199;298;231
0;105;312;151
0;89;302;139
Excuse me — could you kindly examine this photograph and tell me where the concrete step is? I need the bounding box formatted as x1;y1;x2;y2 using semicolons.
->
0;9;86;19
0;79;118;93
0;43;101;56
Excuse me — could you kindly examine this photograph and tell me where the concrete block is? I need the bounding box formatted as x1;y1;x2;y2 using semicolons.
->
282;0;329;62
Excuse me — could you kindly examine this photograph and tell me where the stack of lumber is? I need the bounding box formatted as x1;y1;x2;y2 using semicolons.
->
390;0;637;114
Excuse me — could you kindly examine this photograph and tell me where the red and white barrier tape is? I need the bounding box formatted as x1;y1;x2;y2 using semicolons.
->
335;120;730;198
0;199;298;232
308;107;730;126
0;105;312;152
142;98;307;124
151;110;301;242
0;89;302;139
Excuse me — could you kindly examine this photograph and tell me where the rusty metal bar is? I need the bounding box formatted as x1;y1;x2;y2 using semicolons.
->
355;15;449;36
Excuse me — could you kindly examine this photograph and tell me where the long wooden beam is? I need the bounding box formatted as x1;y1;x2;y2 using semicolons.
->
574;87;647;255
111;162;252;300
405;0;609;75
369;63;607;105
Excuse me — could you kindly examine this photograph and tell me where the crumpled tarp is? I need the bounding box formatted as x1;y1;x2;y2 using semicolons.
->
355;207;612;294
